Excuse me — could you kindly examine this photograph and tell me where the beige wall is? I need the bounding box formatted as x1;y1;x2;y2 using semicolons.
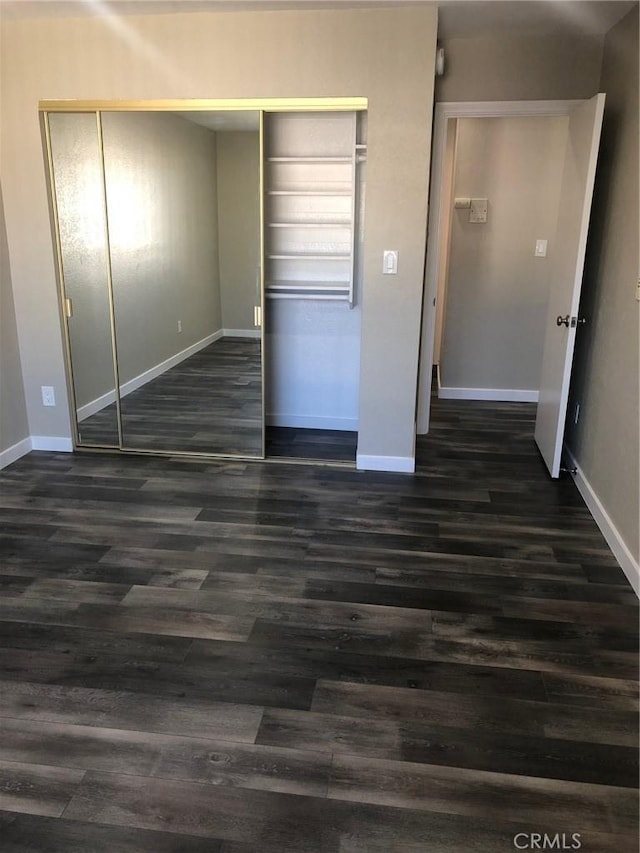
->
0;5;437;465
216;131;260;332
566;7;640;562
102;111;221;385
436;33;603;103
0;184;29;455
440;116;568;392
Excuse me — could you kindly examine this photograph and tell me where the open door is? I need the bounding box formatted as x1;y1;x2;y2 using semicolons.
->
534;93;605;477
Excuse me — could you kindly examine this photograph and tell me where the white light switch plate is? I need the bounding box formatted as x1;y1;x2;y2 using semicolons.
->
535;239;548;257
383;250;398;275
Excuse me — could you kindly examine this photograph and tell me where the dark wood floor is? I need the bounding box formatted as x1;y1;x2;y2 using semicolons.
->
79;338;263;457
78;336;356;463
265;426;357;463
0;395;637;851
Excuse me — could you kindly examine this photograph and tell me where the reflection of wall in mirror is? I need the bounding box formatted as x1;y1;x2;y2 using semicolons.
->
48;112;117;411
102;111;222;389
216;132;261;335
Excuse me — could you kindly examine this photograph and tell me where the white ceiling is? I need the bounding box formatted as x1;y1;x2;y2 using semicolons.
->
1;0;636;39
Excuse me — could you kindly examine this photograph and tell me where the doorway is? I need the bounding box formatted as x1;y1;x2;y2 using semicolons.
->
417;97;605;477
434;113;568;400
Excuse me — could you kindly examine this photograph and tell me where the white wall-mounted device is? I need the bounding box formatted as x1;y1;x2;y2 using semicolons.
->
383;250;398;275
469;198;488;223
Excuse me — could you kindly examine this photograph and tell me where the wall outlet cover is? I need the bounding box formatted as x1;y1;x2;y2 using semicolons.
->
469;198;488;223
41;386;55;407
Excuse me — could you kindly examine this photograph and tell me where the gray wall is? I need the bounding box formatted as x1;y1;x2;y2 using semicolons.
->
0;5;437;467
436;33;603;103
0;184;29;455
216;131;260;333
102;111;221;387
440;116;567;393
566;7;640;562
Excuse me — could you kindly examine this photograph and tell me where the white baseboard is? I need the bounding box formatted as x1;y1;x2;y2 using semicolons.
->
267;414;358;431
356;454;415;473
564;446;639;597
31;436;74;452
0;436;32;469
438;385;539;403
223;328;260;339
77;330;223;421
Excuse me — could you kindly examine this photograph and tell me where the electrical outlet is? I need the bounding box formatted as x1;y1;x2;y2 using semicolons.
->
177;320;183;333
469;198;488;223
41;386;56;407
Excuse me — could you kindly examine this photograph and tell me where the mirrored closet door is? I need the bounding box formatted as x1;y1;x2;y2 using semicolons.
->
46;108;264;458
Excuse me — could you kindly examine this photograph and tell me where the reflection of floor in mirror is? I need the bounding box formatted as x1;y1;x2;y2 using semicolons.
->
78;337;262;456
266;426;357;463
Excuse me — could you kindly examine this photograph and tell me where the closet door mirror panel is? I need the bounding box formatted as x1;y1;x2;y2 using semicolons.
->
100;110;263;456
48;112;120;448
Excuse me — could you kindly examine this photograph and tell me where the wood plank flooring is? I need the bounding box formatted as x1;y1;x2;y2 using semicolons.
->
78;336;356;463
0;395;637;851
79;337;263;456
265;426;357;463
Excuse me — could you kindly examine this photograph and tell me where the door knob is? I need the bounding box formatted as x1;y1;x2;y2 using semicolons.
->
556;315;570;327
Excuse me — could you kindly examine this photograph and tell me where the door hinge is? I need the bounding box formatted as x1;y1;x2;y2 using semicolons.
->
254;305;262;328
64;297;73;318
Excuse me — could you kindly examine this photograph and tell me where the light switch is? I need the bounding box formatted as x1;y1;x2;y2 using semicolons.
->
535;239;548;257
383;250;398;275
469;198;488;223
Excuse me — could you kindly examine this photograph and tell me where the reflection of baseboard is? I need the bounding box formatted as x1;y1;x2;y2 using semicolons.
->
77;330;223;422
266;414;358;431
564;446;639;597
438;385;539;403
78;389;117;422
223;328;260;339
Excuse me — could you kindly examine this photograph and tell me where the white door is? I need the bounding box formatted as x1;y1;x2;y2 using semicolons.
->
534;93;605;478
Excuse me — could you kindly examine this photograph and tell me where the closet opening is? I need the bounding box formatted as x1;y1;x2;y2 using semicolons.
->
263;110;367;465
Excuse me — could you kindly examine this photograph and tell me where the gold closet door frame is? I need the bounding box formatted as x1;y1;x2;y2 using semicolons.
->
40;97;368;462
39;98;368;114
